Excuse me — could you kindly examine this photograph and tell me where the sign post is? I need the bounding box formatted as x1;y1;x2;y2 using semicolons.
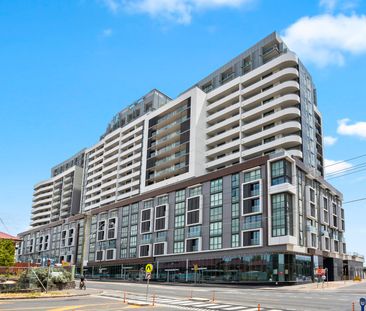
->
360;297;366;311
145;264;153;301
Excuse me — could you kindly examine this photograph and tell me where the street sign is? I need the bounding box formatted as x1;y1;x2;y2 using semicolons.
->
145;264;153;273
146;272;151;280
194;264;198;272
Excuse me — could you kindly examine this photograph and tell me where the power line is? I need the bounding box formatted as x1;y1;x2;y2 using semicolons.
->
327;167;366;180
343;198;366;205
326;161;366;177
324;153;366;168
0;217;10;234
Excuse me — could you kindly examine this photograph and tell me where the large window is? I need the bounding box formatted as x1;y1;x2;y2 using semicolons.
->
210;178;223;193
186;196;201;226
209;222;222;236
242;230;261;247
140;208;153;234
155;205;168;231
209;236;222;250
244;169;261;183
271;160;292;185
271;193;293;237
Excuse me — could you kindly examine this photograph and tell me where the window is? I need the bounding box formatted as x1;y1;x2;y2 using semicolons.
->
131;203;139;214
96;250;104;261
232;203;240;218
106;249;116;260
271;193;293;237
155;205;168;231
120;248;127;258
157;195;168;205
61;231;67;247
186;196;202;226
44;235;49;251
210;178;223;193
121;216;129;226
243;215;262;230
209;222;222;236
244;169;261;183
243;230;261;247
97;221;106;241
187;225;201;238
140;208;153;234
122;205;129;216
174;241;184;253
242;198;260;214
175;215;185;228
154;242;166;256
129;247;136;258
232;218;240;233
68;229;74;246
139;244;151;257
210;206;222;222
129;236;137;247
174;228;185;241
189;185;201;197
144;200;153;209
231;174;239;188
209;236;222;250
210;193;222;207
130;225;137;236
130;214;138;225
186;238;200;252
232;234;240;247
107;218;117;239
175;202;185;215
271;160;292;185
264;136;275;144
175;189;185;202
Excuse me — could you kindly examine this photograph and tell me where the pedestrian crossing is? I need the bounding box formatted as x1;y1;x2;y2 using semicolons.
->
153;296;293;311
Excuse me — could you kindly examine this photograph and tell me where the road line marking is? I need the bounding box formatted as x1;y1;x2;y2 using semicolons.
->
207;305;233;309
223;307;247;310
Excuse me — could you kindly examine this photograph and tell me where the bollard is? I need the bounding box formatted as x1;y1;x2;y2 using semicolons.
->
152;293;156;306
258;303;261;311
123;291;126;303
352;302;355;311
212;290;216;303
190;290;192;299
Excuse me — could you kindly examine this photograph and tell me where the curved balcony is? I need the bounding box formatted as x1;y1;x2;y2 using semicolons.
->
242;80;299;111
242;135;302;159
242;107;301;133
242;94;300;121
242;121;301;146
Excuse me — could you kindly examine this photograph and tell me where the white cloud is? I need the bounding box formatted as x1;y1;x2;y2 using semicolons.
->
337;118;366;139
324;158;353;175
101;0;252;24
282;14;366;67
319;0;337;12
102;28;113;37
324;135;338;146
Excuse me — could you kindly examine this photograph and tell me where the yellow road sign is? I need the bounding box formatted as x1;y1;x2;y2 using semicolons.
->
194;264;198;272
145;264;153;273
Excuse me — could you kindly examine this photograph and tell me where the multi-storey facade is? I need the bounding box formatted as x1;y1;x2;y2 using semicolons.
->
18;32;363;283
30;150;85;227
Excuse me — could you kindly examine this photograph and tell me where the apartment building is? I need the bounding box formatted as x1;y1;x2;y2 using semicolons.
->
30;150;85;227
18;32;364;283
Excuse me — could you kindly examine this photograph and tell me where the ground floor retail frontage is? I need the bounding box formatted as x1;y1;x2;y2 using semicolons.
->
82;251;364;284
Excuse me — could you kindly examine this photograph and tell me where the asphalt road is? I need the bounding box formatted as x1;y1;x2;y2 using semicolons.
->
86;280;366;311
0;295;170;311
2;281;365;311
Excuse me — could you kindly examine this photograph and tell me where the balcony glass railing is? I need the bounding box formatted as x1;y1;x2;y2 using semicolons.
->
155;151;186;166
156;104;188;125
243;221;261;230
153;162;186;178
155;142;181;157
155;116;188;136
155;130;180;145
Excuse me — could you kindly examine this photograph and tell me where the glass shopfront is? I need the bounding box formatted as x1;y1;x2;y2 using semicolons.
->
84;253;313;283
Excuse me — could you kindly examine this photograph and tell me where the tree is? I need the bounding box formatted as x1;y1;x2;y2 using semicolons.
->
0;239;15;267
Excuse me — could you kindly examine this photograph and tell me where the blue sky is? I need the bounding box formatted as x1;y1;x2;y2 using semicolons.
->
0;0;365;257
